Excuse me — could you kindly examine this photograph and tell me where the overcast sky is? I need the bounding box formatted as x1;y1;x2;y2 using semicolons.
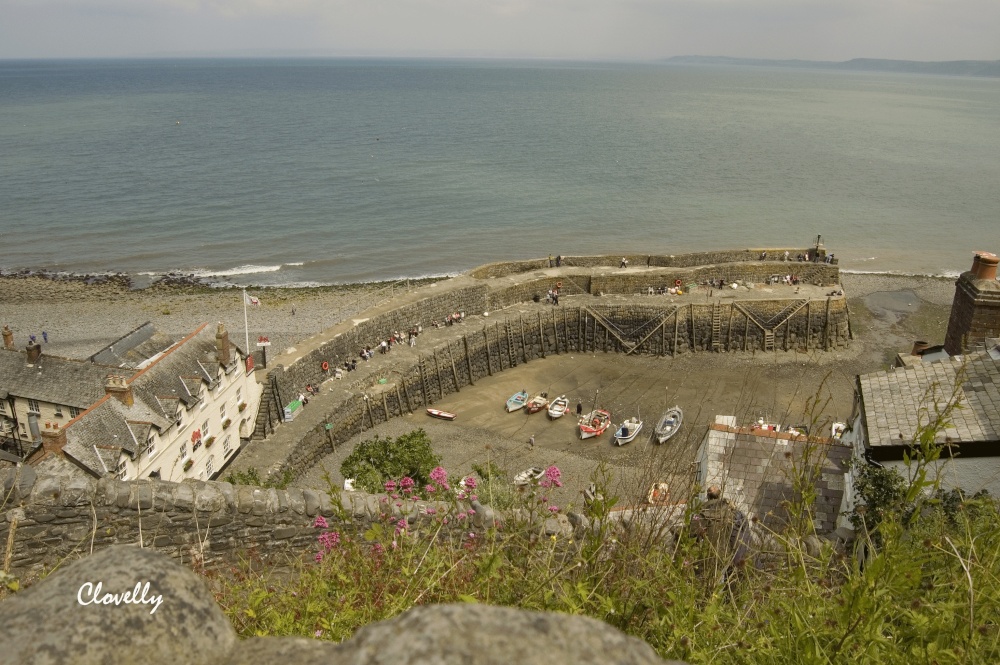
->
3;0;999;61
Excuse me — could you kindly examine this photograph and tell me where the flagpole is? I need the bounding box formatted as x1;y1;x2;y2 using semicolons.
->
243;289;251;361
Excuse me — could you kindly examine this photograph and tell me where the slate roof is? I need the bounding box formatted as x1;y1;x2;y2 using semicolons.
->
87;322;176;368
0;348;113;408
858;344;1000;447
700;422;851;534
63;324;244;477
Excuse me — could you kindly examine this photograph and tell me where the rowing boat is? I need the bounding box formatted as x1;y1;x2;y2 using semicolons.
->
426;408;457;421
525;393;549;414
654;407;683;444
547;395;569;419
613;417;643;446
506;390;529;412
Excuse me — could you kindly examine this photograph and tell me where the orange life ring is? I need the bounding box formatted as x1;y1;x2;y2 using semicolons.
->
674;279;682;287
321;361;329;371
556;281;562;289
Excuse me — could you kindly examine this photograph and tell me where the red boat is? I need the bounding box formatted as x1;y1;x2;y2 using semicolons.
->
426;408;457;421
579;409;612;439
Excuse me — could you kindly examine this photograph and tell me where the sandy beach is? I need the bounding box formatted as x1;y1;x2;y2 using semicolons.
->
0;270;957;505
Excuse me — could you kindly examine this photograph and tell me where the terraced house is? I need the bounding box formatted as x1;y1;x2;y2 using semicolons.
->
1;323;261;482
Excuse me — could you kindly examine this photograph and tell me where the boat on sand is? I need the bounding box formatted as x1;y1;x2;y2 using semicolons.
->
525;393;549;414
654;407;683;444
513;467;545;486
613;417;643;446
547;395;569;419
579;409;612;439
506;390;529;412
427;408;457;421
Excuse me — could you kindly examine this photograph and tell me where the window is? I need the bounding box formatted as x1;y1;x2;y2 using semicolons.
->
145;435;156;458
202;419;210;438
180;442;188;460
54;405;64;417
219;404;227;421
27;399;40;414
0;401;6;415
176;410;184;427
206;455;214;477
223;436;232;457
116;459;128;481
235;388;242;404
70;406;81;418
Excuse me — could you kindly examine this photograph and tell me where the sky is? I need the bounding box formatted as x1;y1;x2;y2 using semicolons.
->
2;0;999;61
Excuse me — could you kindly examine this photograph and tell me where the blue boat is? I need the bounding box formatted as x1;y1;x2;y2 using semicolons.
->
506;390;529;412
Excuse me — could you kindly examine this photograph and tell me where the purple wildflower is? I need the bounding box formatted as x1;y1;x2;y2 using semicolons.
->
430;466;448;485
315;552;324;562
318;531;341;551
371;542;385;556
463;476;477;489
315;630;323;638
384;479;397;492
425;484;436;493
470;495;478;502
400;476;415;489
548;505;560;513
426;508;437;515
396;518;408;530
312;515;329;529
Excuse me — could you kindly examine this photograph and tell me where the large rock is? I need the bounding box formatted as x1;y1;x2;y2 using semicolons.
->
0;545;236;665
323;603;680;665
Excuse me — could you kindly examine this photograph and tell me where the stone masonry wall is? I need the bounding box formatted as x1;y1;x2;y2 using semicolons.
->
944;275;1000;354
0;467;501;577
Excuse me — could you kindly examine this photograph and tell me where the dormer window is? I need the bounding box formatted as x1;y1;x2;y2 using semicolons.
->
54;405;64;417
28;399;40;414
145;434;156;458
116;459;128;481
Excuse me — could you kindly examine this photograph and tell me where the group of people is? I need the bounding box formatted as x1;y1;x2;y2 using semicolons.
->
548;255;563;268
358;326;421;361
647;285;684;295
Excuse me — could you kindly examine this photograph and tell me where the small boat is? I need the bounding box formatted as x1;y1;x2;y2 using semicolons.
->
584;482;604;505
654;407;683;444
613;417;643;446
426;408;457;421
525;393;549;414
831;422;846;439
506;390;529;412
513;467;545;486
547;395;569;419
579;409;612;439
647;482;669;504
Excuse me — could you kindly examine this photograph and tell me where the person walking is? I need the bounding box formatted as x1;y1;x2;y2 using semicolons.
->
556;255;562;267
620;257;628;269
42;331;48;343
528;435;535;449
548;254;554;268
576;401;583;416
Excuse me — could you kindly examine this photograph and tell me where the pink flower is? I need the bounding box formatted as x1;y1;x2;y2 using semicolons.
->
396;518;407;530
315;630;323;638
395;502;402;507
391;493;400;500
312;516;329;529
379;496;389;504
548;505;560;513
457;491;468;500
463;476;477;489
425;484;436;493
470;495;478;502
457;512;466;520
315;552;324;562
371;543;385;556
426;508;437;515
430;466;448;485
545;466;562;487
467;508;475;514
318;531;341;551
399;476;415;489
384;479;397;492
468;532;476;539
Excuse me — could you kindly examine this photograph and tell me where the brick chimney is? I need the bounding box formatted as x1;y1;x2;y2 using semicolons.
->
39;426;67;457
2;325;13;350
215;322;231;366
26;341;42;364
944;251;1000;355
104;375;134;406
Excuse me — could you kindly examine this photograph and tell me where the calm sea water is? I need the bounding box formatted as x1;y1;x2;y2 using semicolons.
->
1;59;998;286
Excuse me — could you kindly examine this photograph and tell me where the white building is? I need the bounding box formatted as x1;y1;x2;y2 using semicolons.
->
30;323;262;482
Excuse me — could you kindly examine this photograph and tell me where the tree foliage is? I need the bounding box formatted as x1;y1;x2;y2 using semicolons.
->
340;429;440;493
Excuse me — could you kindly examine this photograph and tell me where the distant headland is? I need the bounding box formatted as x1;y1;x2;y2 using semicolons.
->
665;55;1000;78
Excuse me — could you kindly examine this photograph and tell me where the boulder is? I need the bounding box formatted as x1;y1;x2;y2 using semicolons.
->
0;545;235;665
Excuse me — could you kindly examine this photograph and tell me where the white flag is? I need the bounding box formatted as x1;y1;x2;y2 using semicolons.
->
244;292;260;306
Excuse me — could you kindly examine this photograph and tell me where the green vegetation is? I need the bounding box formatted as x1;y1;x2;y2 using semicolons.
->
225;467;294;490
340;429;441;494
212;393;1000;663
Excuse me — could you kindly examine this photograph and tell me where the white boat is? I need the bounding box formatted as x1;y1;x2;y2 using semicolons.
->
547;395;569;419
579;409;612;439
426;408;457;421
832;422;846;439
513;467;545;486
613;417;643;446
654;407;683;444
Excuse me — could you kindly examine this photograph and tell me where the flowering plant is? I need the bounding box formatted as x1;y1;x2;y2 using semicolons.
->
222;418;232;430
183;459;194;472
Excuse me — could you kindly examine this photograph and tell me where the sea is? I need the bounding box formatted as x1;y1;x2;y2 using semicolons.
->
1;58;998;287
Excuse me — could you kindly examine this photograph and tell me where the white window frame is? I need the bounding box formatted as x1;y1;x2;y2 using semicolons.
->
28;399;40;414
145;434;156;458
202;419;211;438
180;442;188;460
206;455;214;477
222;435;232;457
116;459;128;481
70;406;81;418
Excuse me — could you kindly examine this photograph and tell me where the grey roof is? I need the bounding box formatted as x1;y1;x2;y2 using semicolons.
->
87;322;176;368
0;348;113;408
858;348;1000;447
701;423;850;534
63;324;245;477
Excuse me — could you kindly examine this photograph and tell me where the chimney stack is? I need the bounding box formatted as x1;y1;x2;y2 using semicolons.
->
910;341;929;356
26;341;42;364
38;426;68;458
2;325;13;350
215;322;231;366
944;251;1000;355
104;375;134;406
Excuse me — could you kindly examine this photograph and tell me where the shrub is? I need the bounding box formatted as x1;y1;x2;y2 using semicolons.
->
222;418;232;430
204;436;216;448
183;459;194;472
225;467;293;489
340;429;441;494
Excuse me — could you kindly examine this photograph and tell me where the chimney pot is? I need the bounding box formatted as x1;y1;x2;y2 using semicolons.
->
26;342;42;364
974;252;999;281
911;340;930;356
104;374;134;406
216;322;232;366
2;325;13;350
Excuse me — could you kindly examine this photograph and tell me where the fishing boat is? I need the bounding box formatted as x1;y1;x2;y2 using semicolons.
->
613;417;643;446
525;393;549;414
426;408;457;421
547;395;569;419
579;409;612;439
506;390;529;412
654;407;683;444
513;467;545;486
831;422;846;439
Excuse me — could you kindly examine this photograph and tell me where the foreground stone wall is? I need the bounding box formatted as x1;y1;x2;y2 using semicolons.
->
0;465;503;577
